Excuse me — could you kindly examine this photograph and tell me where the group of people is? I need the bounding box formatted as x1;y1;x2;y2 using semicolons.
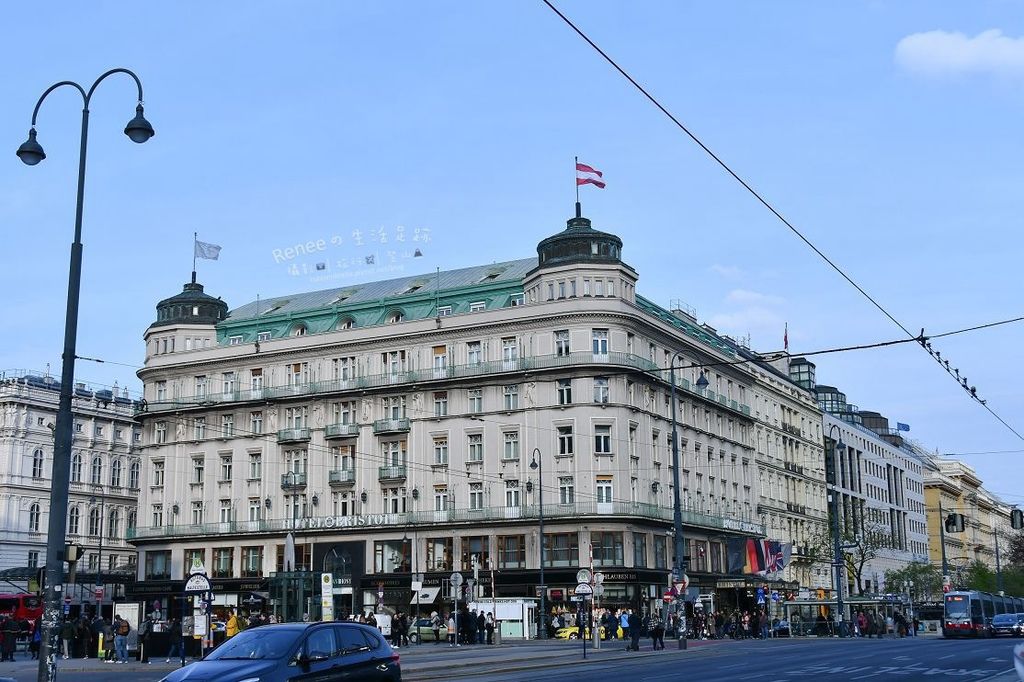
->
852;609;917;638
0;615;33;661
58;613;134;663
429;609;496;646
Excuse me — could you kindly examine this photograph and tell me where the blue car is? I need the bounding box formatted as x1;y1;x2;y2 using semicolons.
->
159;622;401;682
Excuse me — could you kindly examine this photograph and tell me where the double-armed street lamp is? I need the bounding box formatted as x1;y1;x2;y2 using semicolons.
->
17;68;154;682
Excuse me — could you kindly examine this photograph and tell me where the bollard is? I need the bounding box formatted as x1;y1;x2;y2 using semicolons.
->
592;626;601;649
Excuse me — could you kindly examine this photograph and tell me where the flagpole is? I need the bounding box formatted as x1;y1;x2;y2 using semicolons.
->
192;231;198;284
574;156;581;217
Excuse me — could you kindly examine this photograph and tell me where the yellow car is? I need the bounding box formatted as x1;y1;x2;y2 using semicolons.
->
554;624;624;640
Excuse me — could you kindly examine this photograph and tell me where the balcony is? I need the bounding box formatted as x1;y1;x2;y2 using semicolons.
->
277;427;311;443
328;469;356;486
280;472;307;490
378;465;407;481
373;418;410;434
325;422;360;438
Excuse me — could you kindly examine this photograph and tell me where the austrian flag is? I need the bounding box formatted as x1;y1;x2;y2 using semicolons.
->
576;162;606;189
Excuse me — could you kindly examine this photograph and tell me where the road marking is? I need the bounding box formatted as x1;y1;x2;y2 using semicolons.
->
977;669;1016;682
940;654;955;659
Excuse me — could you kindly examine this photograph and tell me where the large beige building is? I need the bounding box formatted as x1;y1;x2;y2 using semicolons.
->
130;211;830;622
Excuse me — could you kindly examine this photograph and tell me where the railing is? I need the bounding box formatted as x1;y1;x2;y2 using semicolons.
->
325;423;360;438
378;465;407;480
373;418;410;434
328;469;356;485
127;500;765;540
277;427;311;443
280;472;308;488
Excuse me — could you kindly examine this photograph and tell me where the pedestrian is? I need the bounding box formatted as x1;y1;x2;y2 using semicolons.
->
165;618;183;663
60;617;76;660
0;616;17;662
466;609;477;645
430;611;441;644
486;612;495;644
113;614;130;663
226;609;239;638
476;610;486;644
651;616;665;650
447;613;457;647
77;616;92;658
102;618;115;662
139;613;153;663
627;610;642;651
619;610;630;640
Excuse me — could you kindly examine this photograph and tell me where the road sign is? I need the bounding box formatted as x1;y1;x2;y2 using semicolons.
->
450;572;464;587
771;591;780;602
571;595;587;602
594;572;605;584
594;585;605;597
574;582;594;596
63;596;71;604
576;569;592;584
94;587;104;600
674;573;690;592
184;573;212;593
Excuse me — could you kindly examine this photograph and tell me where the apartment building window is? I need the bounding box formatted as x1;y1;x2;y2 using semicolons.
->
438;305;452;317
503;385;519;410
129;461;140;489
286;449;308;475
31;449;44;478
213;548;234;578
544;533;579;567
285;407;307;428
505;480;520;508
95;425;104;437
90;456;103;485
155;381;167;401
333;401;358;424
593;377;609;403
250;411;263;434
71;454;82;482
559;476;575;504
193;417;206;440
434;486;449;512
557;426;574;456
110;459;122;487
248;498;262;522
219;499;232;523
467;341;482;366
469;483;484;510
145;551;171;580
383;350;407;378
654;535;667;569
384;396;406;419
332;356;356;381
222;372;236;394
469;301;486;312
633;533;648;568
594;425;612;455
27;503;41;532
68;507;80;534
256;331;271;342
592;329;609;357
250;368;264;392
433;438;449;466
153;461;165;487
195;376;208;399
468;389;483;413
433;391;448;417
383;487;407;514
192;457;205;484
497;535;525;568
501;337;518;370
220;456;233;482
331;444;355;471
222;414;234;437
27;551;39;568
461;536;490;571
151;505;163;527
591;531;623;566
555;330;570;356
229;335;243;346
331;492;354;517
503;431;520;460
248;452;262;479
286;362;310;385
191;502;203;525
382;440;407;467
557;379;572;405
241;547;263;578
596;476;613;504
467;434;483;462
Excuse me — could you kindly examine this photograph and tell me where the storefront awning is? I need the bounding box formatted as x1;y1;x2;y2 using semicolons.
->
411;587;440;604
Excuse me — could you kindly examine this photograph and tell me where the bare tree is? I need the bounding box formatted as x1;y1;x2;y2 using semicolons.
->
809;522;891;595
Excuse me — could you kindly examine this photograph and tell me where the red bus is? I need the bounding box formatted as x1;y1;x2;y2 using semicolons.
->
0;593;44;623
944;590;1024;637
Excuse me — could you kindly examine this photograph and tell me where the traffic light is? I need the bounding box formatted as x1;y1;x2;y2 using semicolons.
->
1012;509;1024;530
945;513;966;533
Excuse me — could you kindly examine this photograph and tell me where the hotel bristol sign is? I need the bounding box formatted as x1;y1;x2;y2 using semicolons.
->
297;513;403;531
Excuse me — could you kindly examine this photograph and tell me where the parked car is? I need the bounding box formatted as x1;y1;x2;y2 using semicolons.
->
158;622;401;682
554;624;624;640
992;613;1024;637
407;617;448;643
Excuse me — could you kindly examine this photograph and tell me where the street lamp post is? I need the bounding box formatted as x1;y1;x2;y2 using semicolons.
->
826;424;846;637
530;448;546;639
669;353;708;650
17;69;154;682
89;492;106;617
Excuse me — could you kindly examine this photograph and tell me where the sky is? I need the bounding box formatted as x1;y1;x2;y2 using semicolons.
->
2;1;1022;508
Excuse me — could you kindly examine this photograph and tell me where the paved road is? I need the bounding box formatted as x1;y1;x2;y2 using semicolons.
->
0;636;1019;681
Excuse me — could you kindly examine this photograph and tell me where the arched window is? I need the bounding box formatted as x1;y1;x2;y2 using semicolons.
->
128;461;140;489
90;456;103;485
386;310;404;324
292;323;307;337
31;449;45;478
110;459;122;488
68;507;80;535
88;507;102;536
71;453;82;483
126;510;137;532
337;317;355;330
28;503;41;532
108;509;120;539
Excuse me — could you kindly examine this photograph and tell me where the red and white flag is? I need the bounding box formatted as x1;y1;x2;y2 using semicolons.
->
576;162;606;189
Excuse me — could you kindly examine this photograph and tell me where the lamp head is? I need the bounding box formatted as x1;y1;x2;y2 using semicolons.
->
695;371;710;390
530;457;538;471
124;104;155;144
16;128;45;165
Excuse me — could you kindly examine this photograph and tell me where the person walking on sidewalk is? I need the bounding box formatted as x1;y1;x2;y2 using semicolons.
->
627;610;642;651
138;613;153;663
430;611;441;644
650;616;665;650
113;615;130;663
165;618;183;663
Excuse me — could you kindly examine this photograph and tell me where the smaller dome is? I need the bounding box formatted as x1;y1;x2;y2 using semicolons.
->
536;213;623;268
150;280;228;329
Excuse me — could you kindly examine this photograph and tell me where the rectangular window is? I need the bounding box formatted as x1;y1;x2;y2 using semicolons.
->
222;372;236;394
382;350;407;378
384;396;406;419
229;335;243;345
433;437;449;466
633;532;648;568
544;533;579;568
557;379;572;405
155;381;167;401
219;499;232;523
192;457;205;484
467;389;483;413
426;537;454;570
152;461;165;487
193;417;206;440
501;337;518;370
559;476;575;504
250;411;263;433
144;550;171;580
503;431;520;460
151;505;164;528
503;384;519;410
461;536;491;570
505;480;520;508
433;391;448;417
191;501;203;525
284;406;308;428
195;376;208;398
592;329;609;356
497;535;526;569
509;293;525;306
654;535;667;569
381;440;407;467
241;546;263;577
248;498;262;522
382;486;407;514
596;475;613;503
469;482;484;510
27;551;39;568
594;425;612;455
593;377;609;403
557;426;574;456
222;414;234;437
433;486;449;512
213;547;234;578
248;452;262;479
591;531;623;567
220;456;232;482
333;400;358;424
332;356;357;382
331;444;355;471
438;305;452;317
467;341;482;366
256;331;271;342
468;434;483;462
155;421;167;444
555;330;570;356
469;301;486;312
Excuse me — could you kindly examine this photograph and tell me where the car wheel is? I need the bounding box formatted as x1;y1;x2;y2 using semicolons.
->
568;633;578;640
410;633;420;644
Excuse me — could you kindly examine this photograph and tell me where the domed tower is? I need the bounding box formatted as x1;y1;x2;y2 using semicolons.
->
143;275;228;360
523;203;638;304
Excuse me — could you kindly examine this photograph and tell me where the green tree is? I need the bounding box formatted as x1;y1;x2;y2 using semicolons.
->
883;562;943;602
962;560;996;592
1007;530;1024;568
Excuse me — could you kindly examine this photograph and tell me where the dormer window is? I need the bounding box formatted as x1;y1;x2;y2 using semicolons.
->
337;317;355;330
292;324;307;337
192;306;200;315
387;311;404;324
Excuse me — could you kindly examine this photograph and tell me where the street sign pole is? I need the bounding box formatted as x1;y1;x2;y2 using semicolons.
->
449;572;463;647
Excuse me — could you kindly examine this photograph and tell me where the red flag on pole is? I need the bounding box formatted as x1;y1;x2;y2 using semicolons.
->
576;162;606;189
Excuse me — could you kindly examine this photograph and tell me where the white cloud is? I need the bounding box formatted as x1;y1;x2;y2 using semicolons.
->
708;263;743;279
725;289;785;306
895;29;1024;78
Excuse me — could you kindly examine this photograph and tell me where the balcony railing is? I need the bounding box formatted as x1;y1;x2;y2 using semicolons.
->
127;500;765;541
277;427;311;443
328;469;356;485
280;472;307;489
378;465;407;481
373;418;410;434
325;422;360;438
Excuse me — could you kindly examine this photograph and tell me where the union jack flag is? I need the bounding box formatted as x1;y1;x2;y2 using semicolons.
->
763;541;787;573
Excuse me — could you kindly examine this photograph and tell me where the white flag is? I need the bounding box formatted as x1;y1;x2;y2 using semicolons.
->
195;240;222;260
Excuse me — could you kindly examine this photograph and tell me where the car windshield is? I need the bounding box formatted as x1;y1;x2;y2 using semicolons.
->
994;615;1016;625
205;628;297;660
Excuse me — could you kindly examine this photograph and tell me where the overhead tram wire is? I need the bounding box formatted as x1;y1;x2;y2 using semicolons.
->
539;0;1023;442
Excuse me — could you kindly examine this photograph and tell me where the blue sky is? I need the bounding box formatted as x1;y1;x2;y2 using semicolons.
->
3;1;1022;507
